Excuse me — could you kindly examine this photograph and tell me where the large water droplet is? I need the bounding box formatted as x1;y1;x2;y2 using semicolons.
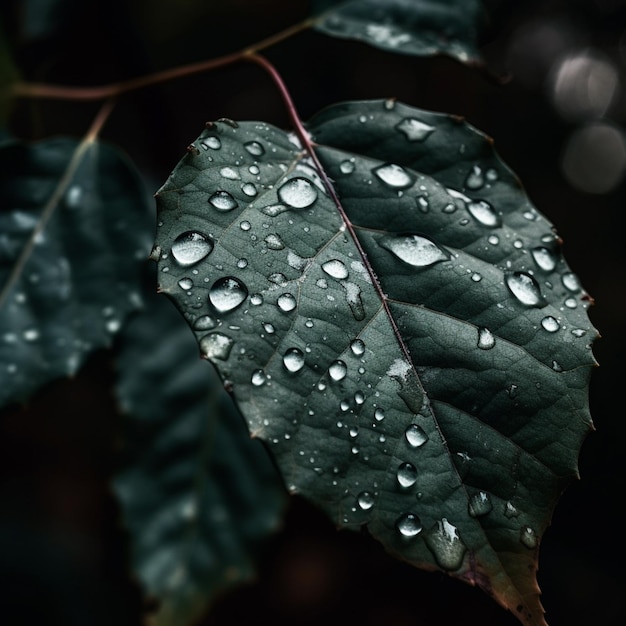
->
283;348;305;373
562;272;581;292
277;177;318;208
322;259;349;280
328;360;347;381
396;462;418;488
199;332;233;360
244;141;265;156
467;199;501;227
380;234;449;267
396;117;435;142
477;327;496;350
541;316;560;332
171;231;213;267
194;315;217;330
242;182;258;197
373;163;415;189
468;491;493;517
251;369;267;386
178;277;193;290
405;424;428;448
357;491;375;510
532;246;557;272
424;519;467;571
350;339;365;356
202;136;221;150
277;293;297;312
209;277;248;313
396;513;423;537
505;272;543;307
209;190;238;211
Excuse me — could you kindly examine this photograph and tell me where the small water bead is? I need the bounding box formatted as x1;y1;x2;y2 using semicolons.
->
354;391;365;405
201;136;221;150
251;369;267;386
380;234;449;268
564;297;577;309
486;168;499;182
477;327;496;350
405;424;428;448
193;315;216;331
488;235;499;246
23;328;40;341
471;272;482;282
395;117;435;142
467;199;501;227
264;234;285;250
350;339;365;356
513;239;524;249
269;273;288;286
239;220;251;231
417;196;429;212
531;246;557;272
209;190;238;212
424;519;467;571
250;294;263;306
178;277;193;290
541;316;560;332
340;400;350;412
322;259;349;280
505;272;543;307
373;163;415;189
277;177;318;208
283;348;305;373
236;258;248;269
396;513;423;538
340;160;355;174
328;360;347;381
248;164;260;175
200;332;233;360
277;293;297;312
262;322;275;334
171;231;213;266
242;182;258;197
374;408;385;421
520;526;538;549
562;272;581;292
396;462;418;488
357;491;375;511
244;141;265;156
208;277;248;313
349;426;359;438
468;491;493;517
219;166;240;180
465;165;485;190
572;328;587;338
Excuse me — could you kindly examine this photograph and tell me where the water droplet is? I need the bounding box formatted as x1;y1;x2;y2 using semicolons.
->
424;519;467;571
395;117;435;141
171;232;213;266
357;491;375;510
354;391;365;405
219;166;240;180
541;316;560;332
471;272;482;282
477;327;496;350
396;462;418;488
277;177;318;208
178;277;193;290
565;297;577;309
202;136;221;150
237;258;248;269
262;322;275;334
322;259;349;280
251;369;267;386
250;294;263;306
374;408;385;421
467;199;501;227
200;332;233;360
396;513;423;537
194;315;216;330
264;234;285;250
562;272;581;292
350;339;365;356
417;196;429;212
505;272;543;307
23;328;39;341
328;360;347;381
244;141;265;156
209;277;248;313
380;234;449;267
283;348;305;373
468;491;493;517
240;220;251;231
520;526;538;549
340;160;355;174
373;163;415;189
277;293;297;312
531;247;557;272
504;501;519;518
242;182;257;197
405;424;428;448
209;190;238;212
465;165;484;190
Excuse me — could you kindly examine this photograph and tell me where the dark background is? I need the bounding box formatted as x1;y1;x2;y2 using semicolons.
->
0;1;624;625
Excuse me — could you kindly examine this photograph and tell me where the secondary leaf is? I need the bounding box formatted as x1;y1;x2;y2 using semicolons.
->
152;99;597;626
0;137;153;408
313;0;486;64
113;269;287;626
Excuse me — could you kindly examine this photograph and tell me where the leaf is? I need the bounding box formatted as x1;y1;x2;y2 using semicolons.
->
0;137;153;408
152;99;597;626
112;267;287;626
313;0;486;64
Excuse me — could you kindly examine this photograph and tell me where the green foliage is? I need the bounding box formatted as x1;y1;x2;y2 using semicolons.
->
0;2;600;626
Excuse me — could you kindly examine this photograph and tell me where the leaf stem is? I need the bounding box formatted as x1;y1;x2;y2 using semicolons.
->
0;98;116;310
8;17;315;102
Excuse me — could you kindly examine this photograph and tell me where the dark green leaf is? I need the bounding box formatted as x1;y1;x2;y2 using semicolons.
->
113;269;287;626
313;0;486;64
152;99;597;626
0;137;153;408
